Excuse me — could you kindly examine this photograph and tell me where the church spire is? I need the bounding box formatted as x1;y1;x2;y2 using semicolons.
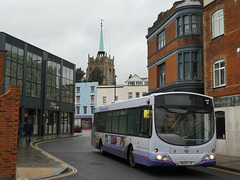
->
98;19;105;56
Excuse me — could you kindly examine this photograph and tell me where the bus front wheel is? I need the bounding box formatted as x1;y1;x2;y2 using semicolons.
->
128;145;137;168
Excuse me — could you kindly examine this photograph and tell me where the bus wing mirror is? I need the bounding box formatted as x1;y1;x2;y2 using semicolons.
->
144;110;152;119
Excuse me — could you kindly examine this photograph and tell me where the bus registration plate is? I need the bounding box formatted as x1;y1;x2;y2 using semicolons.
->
179;161;194;166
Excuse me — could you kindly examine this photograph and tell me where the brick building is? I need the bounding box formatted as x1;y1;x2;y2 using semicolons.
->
203;0;240;156
146;0;204;94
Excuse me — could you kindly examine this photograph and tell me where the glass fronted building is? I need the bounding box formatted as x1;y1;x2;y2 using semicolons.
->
0;32;75;137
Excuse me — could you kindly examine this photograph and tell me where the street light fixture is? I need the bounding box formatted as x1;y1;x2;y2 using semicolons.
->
114;75;117;101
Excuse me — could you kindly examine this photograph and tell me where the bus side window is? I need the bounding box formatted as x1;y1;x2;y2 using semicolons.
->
127;108;139;135
139;106;152;138
97;113;106;132
93;113;98;132
106;112;112;132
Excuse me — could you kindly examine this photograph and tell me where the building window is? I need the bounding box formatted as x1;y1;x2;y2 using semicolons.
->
47;60;60;101
178;17;183;36
184;16;190;34
62;66;74;103
61;112;72;134
90;106;94;114
159;63;165;87
76;87;80;93
76;96;80;104
129;81;135;86
4;43;25;95
215;111;226;139
157;30;165;50
136;81;143;85
212;9;224;38
83;106;87;114
136;92;140;98
178;51;200;81
178;14;199;36
90;86;95;92
184;53;191;79
192;15;198;34
213;60;225;88
128;92;133;99
90;95;95;104
103;96;106;104
76;106;80;114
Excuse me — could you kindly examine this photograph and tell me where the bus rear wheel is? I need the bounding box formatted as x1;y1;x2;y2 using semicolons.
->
128;145;137;168
99;140;105;155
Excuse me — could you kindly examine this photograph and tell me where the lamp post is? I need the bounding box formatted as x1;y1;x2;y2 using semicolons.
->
114;75;117;101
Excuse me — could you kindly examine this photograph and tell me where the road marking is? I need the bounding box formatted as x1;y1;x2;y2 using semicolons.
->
208;167;240;176
33;138;78;180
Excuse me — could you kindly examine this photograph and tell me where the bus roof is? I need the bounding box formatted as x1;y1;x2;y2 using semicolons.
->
94;92;212;113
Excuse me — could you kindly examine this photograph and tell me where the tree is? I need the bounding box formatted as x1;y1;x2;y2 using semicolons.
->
76;67;85;82
88;66;104;84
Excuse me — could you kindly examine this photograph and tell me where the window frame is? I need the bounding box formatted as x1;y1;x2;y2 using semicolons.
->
213;60;225;88
159;63;166;88
212;9;224;39
157;30;165;50
177;14;200;36
178;51;201;81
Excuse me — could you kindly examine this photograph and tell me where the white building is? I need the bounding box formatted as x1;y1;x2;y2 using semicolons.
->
97;74;148;106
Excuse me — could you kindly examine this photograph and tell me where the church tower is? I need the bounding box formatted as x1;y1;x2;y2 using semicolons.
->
86;20;115;85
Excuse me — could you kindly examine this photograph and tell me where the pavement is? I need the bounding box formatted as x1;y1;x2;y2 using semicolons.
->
16;131;89;180
16;131;240;179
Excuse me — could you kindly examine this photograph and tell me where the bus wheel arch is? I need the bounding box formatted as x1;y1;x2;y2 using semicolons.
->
127;144;137;168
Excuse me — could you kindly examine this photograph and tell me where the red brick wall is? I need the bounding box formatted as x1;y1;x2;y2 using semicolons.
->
203;0;240;97
0;51;4;95
166;54;177;84
148;65;158;91
0;85;20;179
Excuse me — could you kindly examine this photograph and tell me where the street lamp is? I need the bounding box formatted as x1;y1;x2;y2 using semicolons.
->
114;75;117;101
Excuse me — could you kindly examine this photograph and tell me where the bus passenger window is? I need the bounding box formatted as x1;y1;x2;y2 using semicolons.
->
106;112;112;132
127;108;139;135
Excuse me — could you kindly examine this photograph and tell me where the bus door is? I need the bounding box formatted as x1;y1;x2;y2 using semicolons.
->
135;107;152;165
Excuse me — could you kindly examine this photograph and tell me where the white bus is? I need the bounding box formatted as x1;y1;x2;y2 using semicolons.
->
91;92;216;167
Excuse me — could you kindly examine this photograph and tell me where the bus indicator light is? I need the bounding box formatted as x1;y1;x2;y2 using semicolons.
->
162;155;168;161
212;149;215;153
154;148;158;153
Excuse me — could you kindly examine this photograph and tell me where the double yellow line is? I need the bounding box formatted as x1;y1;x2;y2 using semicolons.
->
208;167;240;176
33;138;78;180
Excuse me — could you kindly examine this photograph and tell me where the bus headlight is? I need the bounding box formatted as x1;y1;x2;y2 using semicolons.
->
205;155;210;160
157;155;162;160
210;155;215;160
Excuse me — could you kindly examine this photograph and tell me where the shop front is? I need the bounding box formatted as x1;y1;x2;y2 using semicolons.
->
74;115;92;129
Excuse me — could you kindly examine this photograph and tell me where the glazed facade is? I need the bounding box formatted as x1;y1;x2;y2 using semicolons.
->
0;32;75;137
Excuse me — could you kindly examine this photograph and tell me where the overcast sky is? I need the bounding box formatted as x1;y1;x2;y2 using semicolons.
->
0;0;176;83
